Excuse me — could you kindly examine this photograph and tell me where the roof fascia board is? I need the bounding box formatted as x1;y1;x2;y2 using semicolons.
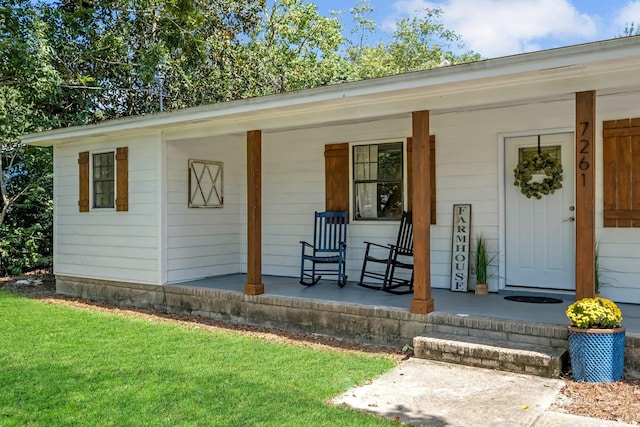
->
161;66;640;140
22;36;640;146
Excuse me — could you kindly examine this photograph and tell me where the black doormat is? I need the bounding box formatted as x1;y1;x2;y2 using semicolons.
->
504;295;564;304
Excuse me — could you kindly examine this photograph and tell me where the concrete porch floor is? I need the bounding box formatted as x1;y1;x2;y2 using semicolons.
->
176;274;640;334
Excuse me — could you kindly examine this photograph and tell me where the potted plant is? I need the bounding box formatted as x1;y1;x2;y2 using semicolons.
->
566;297;625;382
473;235;492;295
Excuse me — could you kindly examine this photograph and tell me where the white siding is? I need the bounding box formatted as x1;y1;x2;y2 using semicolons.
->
596;92;640;303
53;133;162;284
428;94;640;303
430;101;575;291
261;106;570;289
262;118;411;280
166;134;245;283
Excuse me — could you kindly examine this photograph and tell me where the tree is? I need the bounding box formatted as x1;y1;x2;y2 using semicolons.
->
346;5;480;80
0;2;56;274
40;0;267;117
621;22;640;37
0;85;53;274
344;0;377;68
240;0;351;96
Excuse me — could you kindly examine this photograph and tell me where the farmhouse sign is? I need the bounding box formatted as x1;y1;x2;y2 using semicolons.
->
450;204;471;292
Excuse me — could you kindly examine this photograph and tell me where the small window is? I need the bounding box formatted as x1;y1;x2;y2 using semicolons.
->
92;152;115;209
353;142;403;220
518;145;561;165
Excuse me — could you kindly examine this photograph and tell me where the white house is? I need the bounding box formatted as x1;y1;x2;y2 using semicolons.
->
22;36;640;312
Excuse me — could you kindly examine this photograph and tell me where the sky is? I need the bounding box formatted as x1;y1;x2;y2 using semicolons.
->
315;0;640;59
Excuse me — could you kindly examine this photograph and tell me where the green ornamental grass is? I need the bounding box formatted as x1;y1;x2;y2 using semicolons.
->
0;291;397;426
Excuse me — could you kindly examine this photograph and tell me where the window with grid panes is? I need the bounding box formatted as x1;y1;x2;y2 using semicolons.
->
92;152;115;208
353;142;403;220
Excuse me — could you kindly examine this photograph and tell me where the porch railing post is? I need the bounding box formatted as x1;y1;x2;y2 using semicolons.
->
411;110;435;314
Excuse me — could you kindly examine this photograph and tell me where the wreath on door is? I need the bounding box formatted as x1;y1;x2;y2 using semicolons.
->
513;152;563;199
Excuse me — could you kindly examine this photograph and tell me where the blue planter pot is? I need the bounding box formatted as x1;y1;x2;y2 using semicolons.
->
567;326;625;382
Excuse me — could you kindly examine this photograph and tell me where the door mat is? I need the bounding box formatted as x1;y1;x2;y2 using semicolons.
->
504;295;564;304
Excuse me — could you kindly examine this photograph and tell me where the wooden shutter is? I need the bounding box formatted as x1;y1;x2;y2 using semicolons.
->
78;151;90;212
116;147;129;212
324;143;349;214
407;135;436;224
603;118;640;227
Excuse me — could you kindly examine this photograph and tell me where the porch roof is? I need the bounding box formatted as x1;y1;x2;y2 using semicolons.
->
23;36;640;147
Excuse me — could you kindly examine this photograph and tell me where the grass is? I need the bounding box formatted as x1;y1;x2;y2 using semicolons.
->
0;291;397;426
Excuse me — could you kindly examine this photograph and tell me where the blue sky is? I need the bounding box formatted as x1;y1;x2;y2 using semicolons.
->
314;0;640;58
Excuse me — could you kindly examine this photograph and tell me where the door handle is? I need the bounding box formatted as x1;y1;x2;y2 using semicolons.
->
564;217;575;222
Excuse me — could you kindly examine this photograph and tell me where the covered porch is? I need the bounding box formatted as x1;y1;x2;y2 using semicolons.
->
243;91;599;313
234;40;640;311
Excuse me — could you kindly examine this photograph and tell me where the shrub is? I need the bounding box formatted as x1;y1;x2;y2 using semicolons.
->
0;222;52;276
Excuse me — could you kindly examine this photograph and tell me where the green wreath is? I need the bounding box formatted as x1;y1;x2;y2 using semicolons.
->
513;152;563;199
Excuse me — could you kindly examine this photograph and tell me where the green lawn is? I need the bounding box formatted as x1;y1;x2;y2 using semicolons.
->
0;291;397;426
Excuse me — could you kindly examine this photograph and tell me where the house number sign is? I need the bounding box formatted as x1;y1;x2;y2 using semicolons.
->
579;120;592;187
450;204;471;292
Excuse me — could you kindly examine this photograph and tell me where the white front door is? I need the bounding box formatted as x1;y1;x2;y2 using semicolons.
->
505;133;575;290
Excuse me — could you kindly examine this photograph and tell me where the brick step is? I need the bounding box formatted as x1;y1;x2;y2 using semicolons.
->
430;324;569;349
413;332;568;378
428;313;568;344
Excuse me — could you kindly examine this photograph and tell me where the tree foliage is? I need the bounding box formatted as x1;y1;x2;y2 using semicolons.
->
1;3;55;274
346;3;480;80
40;0;267;117
0;0;480;274
621;22;640;37
241;0;350;95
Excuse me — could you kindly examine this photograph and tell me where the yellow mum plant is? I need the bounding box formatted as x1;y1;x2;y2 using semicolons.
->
566;297;623;329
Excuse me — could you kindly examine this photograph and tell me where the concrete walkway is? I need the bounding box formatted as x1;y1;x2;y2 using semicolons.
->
332;358;634;427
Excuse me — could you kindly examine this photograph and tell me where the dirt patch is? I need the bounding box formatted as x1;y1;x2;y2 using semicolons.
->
551;374;640;424
2;270;639;425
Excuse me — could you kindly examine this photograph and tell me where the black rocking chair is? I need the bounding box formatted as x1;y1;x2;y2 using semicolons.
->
357;211;414;294
299;211;348;287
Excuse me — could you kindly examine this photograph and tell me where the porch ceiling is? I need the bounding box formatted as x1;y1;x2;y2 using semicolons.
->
22;36;640;146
